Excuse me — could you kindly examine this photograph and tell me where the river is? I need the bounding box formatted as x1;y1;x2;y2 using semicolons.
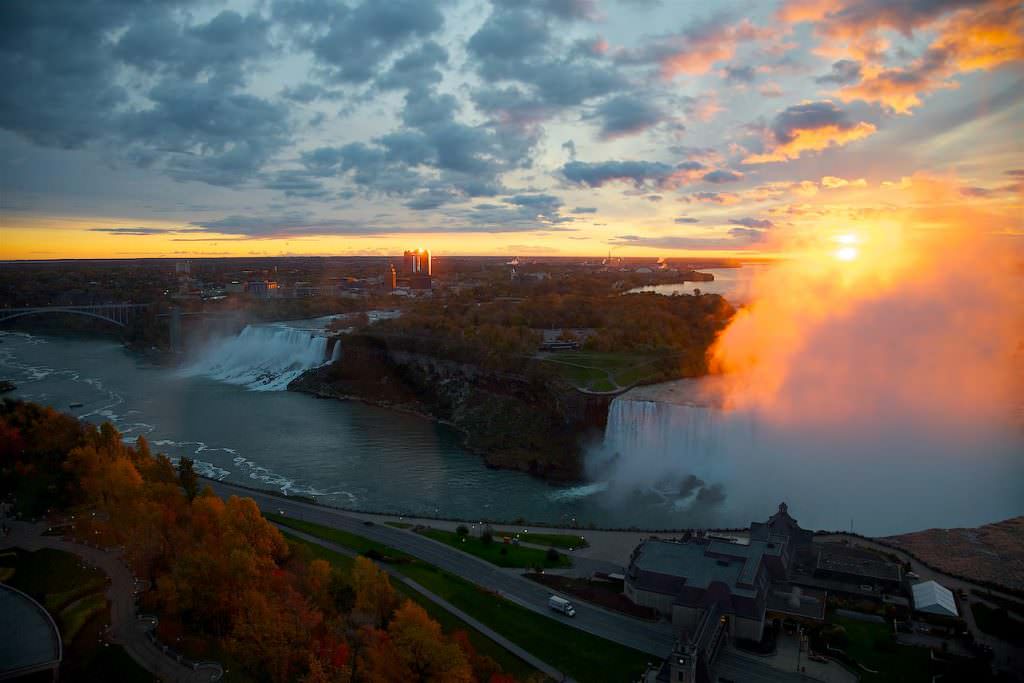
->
2;305;1021;535
0;327;695;529
625;266;764;302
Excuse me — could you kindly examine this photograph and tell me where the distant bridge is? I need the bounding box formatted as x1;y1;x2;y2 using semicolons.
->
0;304;150;328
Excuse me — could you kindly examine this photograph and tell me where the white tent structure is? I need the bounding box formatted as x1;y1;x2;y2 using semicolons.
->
911;580;958;617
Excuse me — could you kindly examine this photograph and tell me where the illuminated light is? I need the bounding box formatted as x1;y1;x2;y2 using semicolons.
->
835;245;859;262
835;233;859;245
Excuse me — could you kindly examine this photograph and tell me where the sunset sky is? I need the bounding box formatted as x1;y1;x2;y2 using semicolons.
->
1;0;1021;260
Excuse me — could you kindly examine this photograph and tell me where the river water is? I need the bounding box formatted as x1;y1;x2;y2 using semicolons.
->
0;327;686;529
625;266;763;302
3;305;1021;535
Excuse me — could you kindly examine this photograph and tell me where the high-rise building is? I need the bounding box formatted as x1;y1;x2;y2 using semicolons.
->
403;249;431;276
386;263;397;290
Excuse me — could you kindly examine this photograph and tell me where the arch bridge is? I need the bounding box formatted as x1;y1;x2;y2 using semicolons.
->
0;304;150;328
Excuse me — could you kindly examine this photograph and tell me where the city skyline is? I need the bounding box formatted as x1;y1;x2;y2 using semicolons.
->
1;0;1022;260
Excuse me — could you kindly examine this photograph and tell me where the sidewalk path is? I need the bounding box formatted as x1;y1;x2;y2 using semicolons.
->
279;524;575;682
1;521;220;683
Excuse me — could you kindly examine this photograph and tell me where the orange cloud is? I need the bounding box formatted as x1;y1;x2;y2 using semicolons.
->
821;175;867;189
659;20;772;77
810;1;1024;112
745;121;876;163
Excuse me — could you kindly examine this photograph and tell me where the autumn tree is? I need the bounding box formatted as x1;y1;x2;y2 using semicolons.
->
178;456;199;501
350;556;397;628
359;601;473;683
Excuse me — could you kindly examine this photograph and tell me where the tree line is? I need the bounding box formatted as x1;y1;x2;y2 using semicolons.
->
0;400;530;683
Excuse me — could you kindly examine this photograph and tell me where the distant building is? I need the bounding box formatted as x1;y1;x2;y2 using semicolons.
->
628;503;826;683
386;264;397;290
244;280;278;297
911;581;958;618
409;274;432;290
403;249;431;276
175;260;191;275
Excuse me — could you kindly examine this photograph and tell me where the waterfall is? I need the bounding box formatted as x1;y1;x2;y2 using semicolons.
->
604;397;725;463
594;379;752;506
183;324;334;391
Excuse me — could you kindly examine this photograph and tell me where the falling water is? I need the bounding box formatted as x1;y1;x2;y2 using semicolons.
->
183;324;336;391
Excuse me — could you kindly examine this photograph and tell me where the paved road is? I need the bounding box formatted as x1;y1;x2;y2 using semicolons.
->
2;521;219;683
281;525;574;682
208;480;675;658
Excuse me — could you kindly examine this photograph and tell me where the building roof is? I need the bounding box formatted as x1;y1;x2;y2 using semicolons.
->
911;581;958;617
0;584;62;679
816;543;902;583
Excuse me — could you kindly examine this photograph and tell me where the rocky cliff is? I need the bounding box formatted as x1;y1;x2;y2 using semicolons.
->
289;336;614;481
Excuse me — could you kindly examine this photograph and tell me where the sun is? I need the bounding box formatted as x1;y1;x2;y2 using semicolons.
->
833;233;860;262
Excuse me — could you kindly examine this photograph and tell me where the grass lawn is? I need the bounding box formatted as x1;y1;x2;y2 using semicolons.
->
0;547;105;602
282;533;540;681
60;592;108;644
833;616;932;683
539;351;666;392
970;602;1024;645
274;515;652;683
490;528;590;550
0;548;150;682
419;528;571;568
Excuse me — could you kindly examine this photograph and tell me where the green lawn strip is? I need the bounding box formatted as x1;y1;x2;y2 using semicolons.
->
419;528;570;568
0;547;105;601
276;515;651;683
282;532;539;681
970;602;1024;645
267;512;414;561
833;616;932;683
399;561;650;683
45;575;107;612
60;592;108;644
490;529;589;550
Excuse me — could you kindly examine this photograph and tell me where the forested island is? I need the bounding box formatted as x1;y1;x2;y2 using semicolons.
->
291;287;734;480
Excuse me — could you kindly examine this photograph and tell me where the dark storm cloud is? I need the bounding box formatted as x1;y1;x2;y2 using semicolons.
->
119;79;291;186
562;160;703;188
262;170;329;198
377;40;449;90
770;100;864;144
702;170;743;183
0;0;148;148
591;95;665;138
730;217;774;229
114;10;272;87
724;65;756;83
466;4;627;111
0;0;292;190
274;0;445;83
494;0;600;21
816;59;862;85
297;82;537;205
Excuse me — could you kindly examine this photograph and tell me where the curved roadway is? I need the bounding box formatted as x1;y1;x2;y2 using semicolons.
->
208;480;675;658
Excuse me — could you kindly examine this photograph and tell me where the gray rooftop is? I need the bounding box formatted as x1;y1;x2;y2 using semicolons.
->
630;539;758;598
0;584;62;677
